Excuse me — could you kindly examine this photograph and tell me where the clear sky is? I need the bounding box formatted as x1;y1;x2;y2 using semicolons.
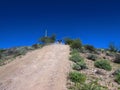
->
0;0;120;48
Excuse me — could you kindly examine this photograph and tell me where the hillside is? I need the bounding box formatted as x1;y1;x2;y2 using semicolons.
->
68;48;120;90
0;44;70;90
0;43;120;90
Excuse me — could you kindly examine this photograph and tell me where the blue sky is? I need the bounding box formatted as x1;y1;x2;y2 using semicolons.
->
0;0;120;48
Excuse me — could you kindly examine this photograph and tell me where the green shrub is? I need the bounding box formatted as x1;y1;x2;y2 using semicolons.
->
113;69;120;75
94;59;112;71
0;59;5;66
80;82;107;90
50;34;56;43
0;49;5;54
114;54;120;63
0;47;26;58
115;73;120;84
118;87;120;90
80;84;107;90
64;38;73;45
108;42;118;52
0;46;38;66
113;69;120;84
70;53;84;63
70;80;107;90
32;44;42;49
84;44;96;53
87;54;98;61
0;46;35;66
14;47;29;56
73;61;87;70
106;51;114;57
70;39;82;49
0;54;6;60
70;49;79;55
64;38;82;49
69;71;86;83
39;34;56;44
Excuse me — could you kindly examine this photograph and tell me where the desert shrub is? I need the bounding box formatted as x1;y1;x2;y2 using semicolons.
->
70;80;107;90
0;49;5;54
70;53;84;63
113;69;120;75
39;34;56;44
80;82;107;90
32;44;43;49
1;47;33;60
0;54;6;60
70;49;79;55
115;73;120;84
0;59;5;66
50;34;56;43
94;59;112;71
2;47;24;56
0;46;38;66
64;38;82;49
114;54;120;63
69;71;86;83
106;51;114;57
70;39;82;49
64;38;73;45
101;49;105;53
96;49;104;54
17;48;26;55
87;54;98;61
73;64;82;71
95;50;101;55
108;42;118;52
118;87;120;90
113;69;120;84
73;61;87;70
79;47;87;53
40;37;51;44
84;44;96;53
0;55;1;59
12;47;29;56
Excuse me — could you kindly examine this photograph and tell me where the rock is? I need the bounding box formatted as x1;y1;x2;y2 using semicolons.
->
95;70;106;75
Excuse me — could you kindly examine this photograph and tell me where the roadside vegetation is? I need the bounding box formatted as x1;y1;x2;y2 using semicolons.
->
69;71;86;83
1;35;120;89
0;34;56;66
67;37;120;90
70;49;87;70
0;45;43;66
39;34;56;44
94;59;112;71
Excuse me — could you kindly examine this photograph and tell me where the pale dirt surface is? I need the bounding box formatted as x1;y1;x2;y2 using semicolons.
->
0;44;70;90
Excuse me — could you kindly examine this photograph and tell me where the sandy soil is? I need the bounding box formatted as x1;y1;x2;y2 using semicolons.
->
0;44;70;90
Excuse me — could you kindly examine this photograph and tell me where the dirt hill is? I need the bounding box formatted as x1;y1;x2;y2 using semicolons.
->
0;44;70;90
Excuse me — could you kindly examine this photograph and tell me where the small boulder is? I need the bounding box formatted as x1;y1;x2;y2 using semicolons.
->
95;70;106;75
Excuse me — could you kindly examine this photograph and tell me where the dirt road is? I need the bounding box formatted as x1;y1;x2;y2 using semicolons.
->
0;44;70;90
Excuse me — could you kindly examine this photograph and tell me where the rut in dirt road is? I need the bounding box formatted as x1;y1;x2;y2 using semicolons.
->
0;44;70;90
